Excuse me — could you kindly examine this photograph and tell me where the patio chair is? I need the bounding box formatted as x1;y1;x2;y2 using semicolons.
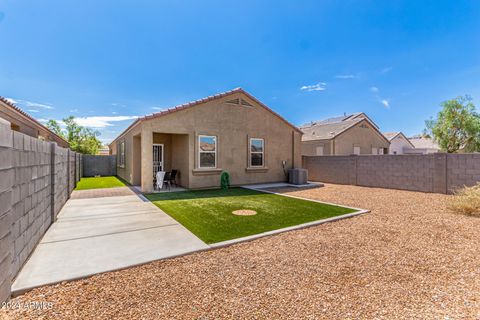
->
169;170;178;187
163;171;172;190
155;171;165;190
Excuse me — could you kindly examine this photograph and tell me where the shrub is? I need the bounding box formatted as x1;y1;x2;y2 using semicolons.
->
448;183;480;216
220;171;230;190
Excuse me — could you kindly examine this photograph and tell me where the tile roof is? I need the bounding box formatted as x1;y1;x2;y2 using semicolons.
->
301;119;362;141
408;135;440;150
110;88;302;145
383;132;401;141
0;96;69;145
300;112;379;128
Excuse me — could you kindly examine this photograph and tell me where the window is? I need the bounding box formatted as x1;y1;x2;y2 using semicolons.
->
250;138;264;167
198;135;217;168
10;123;20;131
316;146;324;156
378;148;384;155
118;141;125;167
353;146;360;155
371;147;378;155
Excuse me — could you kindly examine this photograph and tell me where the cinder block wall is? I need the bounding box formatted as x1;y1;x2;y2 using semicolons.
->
303;153;480;194
82;155;117;177
0;120;81;303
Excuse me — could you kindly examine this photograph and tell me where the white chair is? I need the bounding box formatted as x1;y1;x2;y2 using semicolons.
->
156;171;165;190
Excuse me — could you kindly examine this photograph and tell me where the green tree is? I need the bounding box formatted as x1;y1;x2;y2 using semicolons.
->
425;96;480;153
46;116;102;154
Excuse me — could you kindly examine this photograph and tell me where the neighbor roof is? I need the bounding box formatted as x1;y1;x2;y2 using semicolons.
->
110;88;302;146
409;135;440;150
301;112;380;129
383;132;415;148
383;132;401;141
0;96;69;145
301;119;363;141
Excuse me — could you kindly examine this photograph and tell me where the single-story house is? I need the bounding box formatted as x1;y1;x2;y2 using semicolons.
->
405;135;441;154
383;132;415;154
0;96;69;148
301;113;390;156
109;88;302;192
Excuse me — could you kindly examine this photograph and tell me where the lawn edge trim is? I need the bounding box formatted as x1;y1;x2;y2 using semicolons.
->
210;208;369;248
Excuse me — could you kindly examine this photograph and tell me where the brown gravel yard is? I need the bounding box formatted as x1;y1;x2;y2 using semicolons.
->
1;184;479;319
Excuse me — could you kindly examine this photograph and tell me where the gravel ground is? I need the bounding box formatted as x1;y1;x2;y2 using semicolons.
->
1;184;479;320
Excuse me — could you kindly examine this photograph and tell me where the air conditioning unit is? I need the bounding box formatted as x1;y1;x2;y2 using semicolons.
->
288;168;308;185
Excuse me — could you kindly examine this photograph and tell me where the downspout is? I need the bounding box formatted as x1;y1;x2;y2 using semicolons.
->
292;131;295;168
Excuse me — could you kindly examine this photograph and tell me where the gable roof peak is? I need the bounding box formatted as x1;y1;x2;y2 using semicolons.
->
110;87;301;146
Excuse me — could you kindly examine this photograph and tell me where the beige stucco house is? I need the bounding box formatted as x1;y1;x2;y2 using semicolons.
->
0;96;69;148
109;88;302;192
301;113;390;156
383;132;415;154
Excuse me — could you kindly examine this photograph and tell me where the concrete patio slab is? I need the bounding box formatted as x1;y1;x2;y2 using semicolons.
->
12;188;209;295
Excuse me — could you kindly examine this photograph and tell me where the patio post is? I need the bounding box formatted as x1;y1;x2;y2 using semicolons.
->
141;126;154;193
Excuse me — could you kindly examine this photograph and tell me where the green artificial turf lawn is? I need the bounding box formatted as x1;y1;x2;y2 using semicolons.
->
145;188;356;244
74;176;127;190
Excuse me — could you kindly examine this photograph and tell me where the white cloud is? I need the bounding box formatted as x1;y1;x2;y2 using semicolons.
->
381;67;393;73
37;118;49;123
27;109;39;113
6;97;54;109
300;82;327;92
151;106;167;111
369;87;390;108
70;109;78;113
335;74;356;79
73;116;139;128
24;101;53;109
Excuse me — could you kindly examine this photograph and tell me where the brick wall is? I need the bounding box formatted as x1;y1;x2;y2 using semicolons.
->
303;153;480;194
0;120;81;302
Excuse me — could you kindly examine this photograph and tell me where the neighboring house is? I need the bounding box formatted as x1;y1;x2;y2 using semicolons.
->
405;135;441;154
97;147;110;155
0;96;69;148
383;132;415;154
109;88;302;192
301;113;390;156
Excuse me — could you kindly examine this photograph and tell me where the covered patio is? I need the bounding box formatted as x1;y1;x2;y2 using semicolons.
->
132;130;190;193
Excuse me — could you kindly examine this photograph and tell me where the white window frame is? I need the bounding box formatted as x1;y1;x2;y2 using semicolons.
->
198;135;217;169
249;138;265;167
118;141;125;168
353;146;361;155
371;147;378;155
316;145;324;156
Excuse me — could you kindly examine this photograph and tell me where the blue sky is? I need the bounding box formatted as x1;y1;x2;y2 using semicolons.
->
1;1;480;143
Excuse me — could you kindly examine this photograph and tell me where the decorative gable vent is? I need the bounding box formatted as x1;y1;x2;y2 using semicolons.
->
226;98;254;107
240;99;253;107
226;98;240;105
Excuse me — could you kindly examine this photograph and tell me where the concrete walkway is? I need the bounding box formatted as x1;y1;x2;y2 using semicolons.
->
12;187;209;295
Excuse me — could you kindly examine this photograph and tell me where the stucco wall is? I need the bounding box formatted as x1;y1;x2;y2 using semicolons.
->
303;153;480;194
0;101;69;148
333;120;390;155
301;139;332;156
112;91;302;191
0;120;81;303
